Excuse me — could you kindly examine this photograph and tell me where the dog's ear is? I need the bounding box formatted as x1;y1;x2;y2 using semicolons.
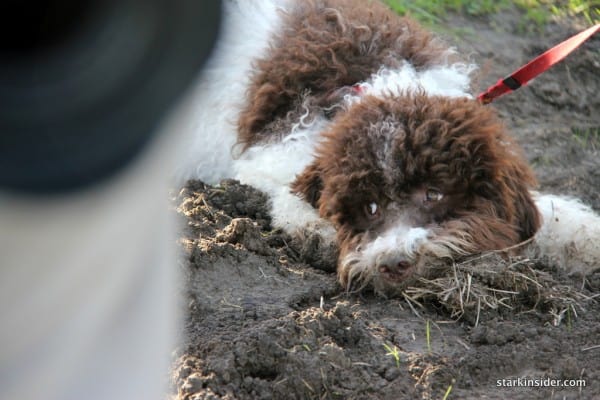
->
493;160;541;242
514;189;541;241
503;156;542;241
291;163;323;209
473;137;541;242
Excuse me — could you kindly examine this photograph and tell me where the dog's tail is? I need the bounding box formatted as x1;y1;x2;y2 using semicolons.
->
530;193;600;274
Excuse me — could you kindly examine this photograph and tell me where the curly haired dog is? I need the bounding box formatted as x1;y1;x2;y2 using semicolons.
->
178;0;600;292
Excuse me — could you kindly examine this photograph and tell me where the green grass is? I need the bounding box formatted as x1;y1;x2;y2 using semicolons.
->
531;154;553;168
426;319;432;353
572;126;600;150
550;0;600;25
384;0;507;25
383;0;600;28
442;382;454;400
383;343;401;369
566;305;573;331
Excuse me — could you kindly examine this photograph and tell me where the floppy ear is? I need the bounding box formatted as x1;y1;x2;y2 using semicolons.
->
494;159;541;242
290;163;323;209
471;135;541;243
513;187;541;241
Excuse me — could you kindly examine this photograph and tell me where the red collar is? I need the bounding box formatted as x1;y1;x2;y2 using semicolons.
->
478;23;600;104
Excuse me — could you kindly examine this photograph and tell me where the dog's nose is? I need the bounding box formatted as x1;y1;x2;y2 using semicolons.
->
377;258;412;281
379;260;410;273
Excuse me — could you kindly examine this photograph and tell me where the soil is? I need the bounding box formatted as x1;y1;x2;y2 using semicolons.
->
169;7;600;400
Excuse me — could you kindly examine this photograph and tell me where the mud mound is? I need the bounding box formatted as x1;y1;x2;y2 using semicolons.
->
178;179;337;273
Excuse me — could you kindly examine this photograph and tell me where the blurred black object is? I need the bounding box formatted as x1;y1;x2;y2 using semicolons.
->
0;0;222;193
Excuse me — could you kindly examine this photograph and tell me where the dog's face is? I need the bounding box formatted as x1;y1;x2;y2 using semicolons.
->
292;94;540;292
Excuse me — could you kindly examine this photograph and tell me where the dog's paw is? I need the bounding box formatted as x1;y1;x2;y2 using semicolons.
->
288;229;338;272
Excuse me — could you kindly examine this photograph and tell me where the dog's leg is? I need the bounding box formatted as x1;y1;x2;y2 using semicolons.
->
233;114;336;241
267;186;337;241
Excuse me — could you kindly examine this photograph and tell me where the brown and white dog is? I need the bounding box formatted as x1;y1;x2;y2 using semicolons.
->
178;0;600;293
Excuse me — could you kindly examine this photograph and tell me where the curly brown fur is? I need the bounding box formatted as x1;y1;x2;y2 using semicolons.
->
238;0;456;150
291;94;541;289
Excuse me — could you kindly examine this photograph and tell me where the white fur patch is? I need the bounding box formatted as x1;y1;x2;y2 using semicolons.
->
353;226;429;265
531;193;600;273
366;116;402;185
174;0;289;184
342;223;430;284
234;115;335;240
344;62;476;107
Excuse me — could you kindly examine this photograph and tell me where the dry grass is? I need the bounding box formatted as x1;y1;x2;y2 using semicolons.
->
402;251;596;326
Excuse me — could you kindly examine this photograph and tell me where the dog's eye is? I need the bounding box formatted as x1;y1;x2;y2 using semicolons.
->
425;188;443;202
365;202;380;218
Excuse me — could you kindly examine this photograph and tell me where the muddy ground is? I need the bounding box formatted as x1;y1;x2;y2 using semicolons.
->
169;7;600;400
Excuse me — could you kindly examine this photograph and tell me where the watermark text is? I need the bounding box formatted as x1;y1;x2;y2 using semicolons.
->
497;377;586;388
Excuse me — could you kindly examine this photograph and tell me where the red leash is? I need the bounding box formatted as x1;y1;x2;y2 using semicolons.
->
478;23;600;104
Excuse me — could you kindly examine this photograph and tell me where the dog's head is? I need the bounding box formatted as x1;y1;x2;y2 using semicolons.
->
292;93;540;291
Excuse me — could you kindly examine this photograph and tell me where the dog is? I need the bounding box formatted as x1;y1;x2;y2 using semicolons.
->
178;0;600;293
